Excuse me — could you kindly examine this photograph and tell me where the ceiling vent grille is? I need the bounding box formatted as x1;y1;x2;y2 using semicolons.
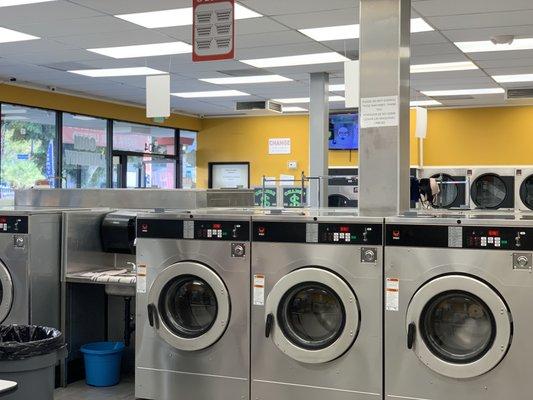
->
506;88;533;99
235;100;283;114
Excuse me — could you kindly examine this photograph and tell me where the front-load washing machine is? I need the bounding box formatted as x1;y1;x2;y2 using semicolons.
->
251;211;383;400
515;168;533;211
419;168;469;209
135;211;250;400
384;213;533;399
469;168;515;210
328;176;358;208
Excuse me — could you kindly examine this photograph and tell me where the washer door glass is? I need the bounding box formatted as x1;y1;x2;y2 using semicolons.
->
473;174;507;209
158;275;218;339
431;174;458;208
266;267;360;364
520;175;533;210
407;275;512;379
328;194;350;208
148;262;230;351
0;262;13;324
278;282;345;350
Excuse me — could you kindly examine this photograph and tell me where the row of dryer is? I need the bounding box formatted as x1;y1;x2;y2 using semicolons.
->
135;209;533;400
419;167;533;210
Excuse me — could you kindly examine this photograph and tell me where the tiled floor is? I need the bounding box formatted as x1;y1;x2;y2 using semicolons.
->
54;376;134;400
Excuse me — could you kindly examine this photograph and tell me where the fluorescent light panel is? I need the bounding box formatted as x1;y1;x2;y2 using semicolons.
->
88;41;191;59
171;90;250;98
455;38;533;53
410;100;442;107
200;75;292;85
283;106;308;113
299;18;433;42
274;96;345;104
493;73;533;83
411;61;478;73
0;0;54;6
241;52;349;68
422;88;505;96
0;27;39;43
116;4;261;29
69;67;166;77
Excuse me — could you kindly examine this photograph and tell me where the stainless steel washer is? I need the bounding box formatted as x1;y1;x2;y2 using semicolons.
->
384;213;533;400
135;211;250;400
251;211;383;400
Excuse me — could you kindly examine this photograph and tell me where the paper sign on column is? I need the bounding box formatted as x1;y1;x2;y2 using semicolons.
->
269;138;291;154
360;96;399;128
253;274;265;305
386;278;399;311
137;264;147;293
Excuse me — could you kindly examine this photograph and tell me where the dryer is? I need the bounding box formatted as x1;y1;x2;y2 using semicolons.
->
135;211;250;400
469;168;515;210
328;176;358;207
419;168;469;209
515;168;533;211
251;211;383;400
384;213;533;400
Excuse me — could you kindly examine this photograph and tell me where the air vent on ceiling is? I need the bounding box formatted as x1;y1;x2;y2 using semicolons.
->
431;95;475;101
235;100;283;114
506;88;533;99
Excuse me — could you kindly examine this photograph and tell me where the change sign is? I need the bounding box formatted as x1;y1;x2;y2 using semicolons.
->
254;188;277;207
193;0;235;62
283;188;307;208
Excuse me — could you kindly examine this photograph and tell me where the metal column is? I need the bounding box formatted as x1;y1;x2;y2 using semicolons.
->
309;72;329;208
358;0;411;216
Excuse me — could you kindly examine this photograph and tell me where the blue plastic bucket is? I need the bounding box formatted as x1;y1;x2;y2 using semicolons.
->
80;342;125;387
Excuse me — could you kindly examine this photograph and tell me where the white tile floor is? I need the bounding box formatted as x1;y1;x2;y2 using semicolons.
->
54;376;134;400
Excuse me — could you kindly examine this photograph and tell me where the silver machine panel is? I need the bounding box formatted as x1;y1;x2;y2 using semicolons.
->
384;214;533;400
251;212;383;400
135;212;251;400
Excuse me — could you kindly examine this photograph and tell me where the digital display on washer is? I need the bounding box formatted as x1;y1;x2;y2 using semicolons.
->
194;220;250;241
386;224;533;250
253;222;382;245
136;219;184;239
0;216;28;234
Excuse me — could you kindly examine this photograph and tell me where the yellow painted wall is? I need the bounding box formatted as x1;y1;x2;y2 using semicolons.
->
197;110;419;188
0;83;201;131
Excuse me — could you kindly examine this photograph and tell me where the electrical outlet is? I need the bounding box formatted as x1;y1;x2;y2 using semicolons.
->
288;161;298;170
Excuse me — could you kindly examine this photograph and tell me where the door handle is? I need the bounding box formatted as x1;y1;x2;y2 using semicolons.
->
147;304;159;329
265;313;274;338
407;323;416;349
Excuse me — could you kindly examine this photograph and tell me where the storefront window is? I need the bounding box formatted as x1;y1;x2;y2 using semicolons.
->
180;131;197;189
0;104;57;201
62;113;108;188
125;155;176;189
113;121;175;155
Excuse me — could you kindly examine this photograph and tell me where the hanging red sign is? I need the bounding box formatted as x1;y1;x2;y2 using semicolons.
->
192;0;235;62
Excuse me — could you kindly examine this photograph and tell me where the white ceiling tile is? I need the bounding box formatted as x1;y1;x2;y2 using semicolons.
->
52;29;175;48
239;0;357;16
0;1;103;25
69;0;191;14
272;8;358;29
414;0;533;17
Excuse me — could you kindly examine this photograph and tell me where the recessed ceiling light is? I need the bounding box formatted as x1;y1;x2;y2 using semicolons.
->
241;52;349;68
0;0;54;6
299;18;433;42
69;67;166;77
0;27;39;43
455;38;533;53
410;100;442;107
421;88;505;96
411;61;478;73
329;84;346;91
273;96;345;104
493;73;533;83
88;41;191;59
171;90;250;98
116;4;261;29
199;75;292;85
283;106;308;113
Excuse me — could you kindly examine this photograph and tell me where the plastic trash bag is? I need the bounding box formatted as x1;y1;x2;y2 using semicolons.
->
0;325;64;360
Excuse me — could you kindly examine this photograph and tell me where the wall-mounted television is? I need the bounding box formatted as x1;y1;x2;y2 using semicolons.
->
328;113;359;150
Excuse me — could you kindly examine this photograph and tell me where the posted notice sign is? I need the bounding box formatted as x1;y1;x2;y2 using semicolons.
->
193;0;235;62
360;95;399;128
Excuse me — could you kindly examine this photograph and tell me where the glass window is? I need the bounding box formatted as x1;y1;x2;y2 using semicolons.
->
62;113;108;188
180;131;197;189
0;104;57;202
113;121;175;155
124;155;176;189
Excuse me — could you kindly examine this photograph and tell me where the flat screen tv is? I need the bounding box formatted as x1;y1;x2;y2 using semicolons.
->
328;113;359;150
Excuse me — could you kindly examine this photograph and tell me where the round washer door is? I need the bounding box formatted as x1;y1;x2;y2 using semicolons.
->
520;174;533;210
148;262;230;351
328;194;350;208
0;262;12;324
406;275;512;379
265;268;360;364
431;173;459;208
472;173;508;209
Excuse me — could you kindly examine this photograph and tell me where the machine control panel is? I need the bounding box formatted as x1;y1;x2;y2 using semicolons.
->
386;224;533;251
253;222;382;245
0;216;28;234
137;219;250;241
194;220;250;241
137;219;184;239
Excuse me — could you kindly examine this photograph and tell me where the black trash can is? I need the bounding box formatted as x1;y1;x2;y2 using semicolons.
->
0;325;67;400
